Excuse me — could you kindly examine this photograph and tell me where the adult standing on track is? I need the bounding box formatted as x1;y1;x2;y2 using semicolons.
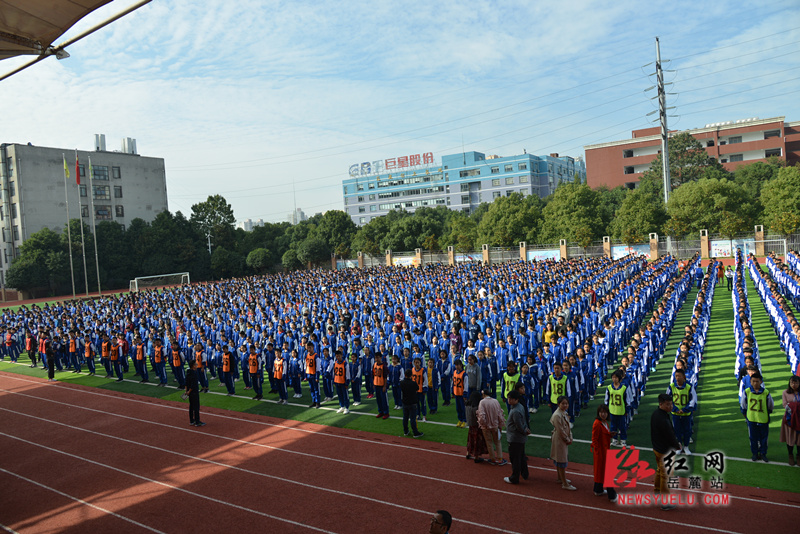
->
45;339;56;382
401;367;423;438
477;389;506;465
781;376;800;466
550;395;575;490
504;390;530;484
185;359;205;427
651;393;680;510
591;404;618;501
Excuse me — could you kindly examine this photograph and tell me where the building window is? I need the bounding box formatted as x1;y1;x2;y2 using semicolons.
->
357;196;364;202
357;184;364;191
81;205;89;218
729;154;743;162
490;166;499;174
369;194;375;200
764;130;780;139
1;228;4;241
623;149;633;158
115;205;124;217
461;195;470;204
519;189;527;196
95;206;111;220
368;182;375;189
519;163;527;170
79;185;87;197
548;164;553;172
112;166;121;179
505;177;514;185
505;190;513;197
765;148;781;158
370;205;376;212
519;175;529;184
504;164;513;172
492;179;500;186
78;164;85;177
5;160;12;177
459;169;480;178
12;225;19;240
11;204;17;219
624;166;634;175
344;197;348;206
93;165;109;180
728;136;742;144
93;185;110;199
114;186;123;198
359;206;365;213
8;182;14;197
493;191;501;199
460;183;470;192
359;217;366;224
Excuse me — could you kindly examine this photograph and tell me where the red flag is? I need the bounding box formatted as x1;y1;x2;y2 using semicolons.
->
75;151;80;185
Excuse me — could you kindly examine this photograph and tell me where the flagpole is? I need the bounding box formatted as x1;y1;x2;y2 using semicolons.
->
76;151;89;296
62;154;76;297
88;156;102;296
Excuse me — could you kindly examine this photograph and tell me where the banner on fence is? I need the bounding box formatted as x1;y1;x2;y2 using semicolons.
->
455;254;483;263
527;249;561;262
611;244;650;260
392;256;421;267
710;238;755;258
336;260;358;270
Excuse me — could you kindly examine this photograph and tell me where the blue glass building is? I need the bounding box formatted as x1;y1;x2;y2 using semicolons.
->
343;150;585;225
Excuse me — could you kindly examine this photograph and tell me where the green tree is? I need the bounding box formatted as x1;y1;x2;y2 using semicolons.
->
6;227;64;294
281;248;302;271
246;247;271;273
190;194;236;251
734;160;780;199
444;212;477;252
296;237;330;266
761;165;800;236
476;193;542;246
539;183;602;244
611;188;667;243
595;186;628;236
210;246;244;279
313;210;357;255
640;132;727;190
664;178;755;237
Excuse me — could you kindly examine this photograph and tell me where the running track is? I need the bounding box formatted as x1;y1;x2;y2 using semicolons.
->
0;373;797;533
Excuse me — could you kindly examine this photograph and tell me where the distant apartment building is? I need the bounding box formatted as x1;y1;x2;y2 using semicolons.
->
584;116;800;189
342;150;586;226
288;208;306;225
0;135;168;278
237;218;264;231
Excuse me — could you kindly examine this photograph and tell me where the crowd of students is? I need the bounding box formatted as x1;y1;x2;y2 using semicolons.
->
2;250;799;472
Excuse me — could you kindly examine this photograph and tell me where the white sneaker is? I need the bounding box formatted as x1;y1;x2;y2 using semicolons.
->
689;437;694;443
528;407;534;413
569;422;574;429
336;407;344;413
353;401;361;406
343;408;350;414
621;440;627;447
422;416;427;422
532;407;538;414
394;405;401;410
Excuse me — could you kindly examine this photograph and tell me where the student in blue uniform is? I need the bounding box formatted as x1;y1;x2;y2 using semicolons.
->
349;352;363;405
604;370;631;447
667;368;697;453
426;357;440;415
740;372;774;462
437;350;452;406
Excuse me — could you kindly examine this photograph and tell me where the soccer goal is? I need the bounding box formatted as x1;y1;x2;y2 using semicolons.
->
129;272;190;292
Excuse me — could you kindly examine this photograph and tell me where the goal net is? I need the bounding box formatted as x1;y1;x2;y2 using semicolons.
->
129;272;190;292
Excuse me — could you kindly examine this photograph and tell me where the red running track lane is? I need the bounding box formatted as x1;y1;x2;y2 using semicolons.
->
0;373;797;534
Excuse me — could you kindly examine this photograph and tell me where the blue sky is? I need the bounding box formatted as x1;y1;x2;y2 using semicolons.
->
1;0;798;224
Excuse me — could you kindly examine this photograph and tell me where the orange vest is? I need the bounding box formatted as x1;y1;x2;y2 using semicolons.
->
249;353;259;374
109;342;119;361
222;352;232;372
305;353;317;375
154;346;163;364
69;339;76;353
195;350;204;369
101;341;111;358
39;338;46;352
274;357;284;380
85;343;93;359
373;362;386;387
136;343;145;361
26;336;33;350
453;369;465;396
333;361;347;384
412;367;424;393
172;349;182;367
5;333;12;347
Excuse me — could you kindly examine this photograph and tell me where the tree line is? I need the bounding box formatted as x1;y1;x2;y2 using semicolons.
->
7;132;800;296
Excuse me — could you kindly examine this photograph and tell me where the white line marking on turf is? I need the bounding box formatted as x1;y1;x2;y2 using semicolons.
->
0;432;339;534
0;402;746;533
0;467;166;534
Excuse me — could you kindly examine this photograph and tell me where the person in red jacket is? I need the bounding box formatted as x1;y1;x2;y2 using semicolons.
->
591;404;617;502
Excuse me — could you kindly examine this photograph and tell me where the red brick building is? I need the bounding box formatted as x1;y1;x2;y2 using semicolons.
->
584;116;800;189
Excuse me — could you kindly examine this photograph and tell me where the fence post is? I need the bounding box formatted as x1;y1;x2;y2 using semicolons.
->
519;241;527;262
700;230;709;260
602;236;611;259
415;248;422;267
385;249;392;267
447;246;455;266
331;254;336;270
559;239;568;260
754;225;765;256
482;244;490;265
357;251;364;269
649;233;658;261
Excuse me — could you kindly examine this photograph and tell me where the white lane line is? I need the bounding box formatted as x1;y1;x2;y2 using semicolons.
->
2;374;797;509
0;432;339;534
0;467;167;534
0;404;743;534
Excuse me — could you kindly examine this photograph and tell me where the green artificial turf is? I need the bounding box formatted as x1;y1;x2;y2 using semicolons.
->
2;272;799;493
